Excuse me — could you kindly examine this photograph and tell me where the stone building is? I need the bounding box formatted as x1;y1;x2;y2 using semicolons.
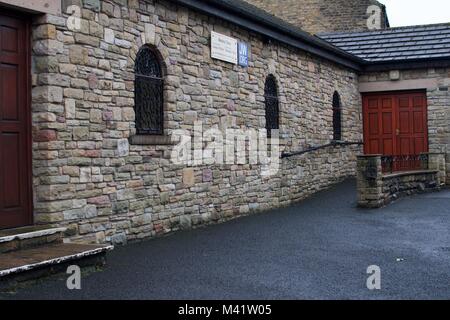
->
1;0;363;246
243;0;390;34
320;24;450;183
0;0;449;279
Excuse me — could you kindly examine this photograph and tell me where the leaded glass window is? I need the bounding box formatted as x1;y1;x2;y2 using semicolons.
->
134;46;164;135
264;75;279;136
332;91;342;141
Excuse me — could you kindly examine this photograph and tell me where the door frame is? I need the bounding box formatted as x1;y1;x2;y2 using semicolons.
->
362;89;429;156
0;9;33;228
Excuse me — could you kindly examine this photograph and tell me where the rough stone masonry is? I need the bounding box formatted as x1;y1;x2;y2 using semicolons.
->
243;0;389;34
31;0;362;244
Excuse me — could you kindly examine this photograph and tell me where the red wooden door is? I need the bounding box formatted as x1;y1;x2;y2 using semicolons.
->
363;93;396;156
0;13;32;229
363;91;428;170
397;93;428;156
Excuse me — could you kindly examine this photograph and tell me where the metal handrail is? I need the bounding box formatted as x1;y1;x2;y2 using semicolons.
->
281;141;363;159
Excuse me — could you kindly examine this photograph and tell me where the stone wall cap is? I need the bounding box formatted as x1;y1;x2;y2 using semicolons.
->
0;227;67;244
382;170;439;179
357;154;382;157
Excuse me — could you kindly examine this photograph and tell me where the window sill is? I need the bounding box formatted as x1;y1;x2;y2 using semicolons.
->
129;135;176;146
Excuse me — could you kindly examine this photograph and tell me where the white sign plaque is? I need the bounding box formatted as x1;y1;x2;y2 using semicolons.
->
211;31;238;64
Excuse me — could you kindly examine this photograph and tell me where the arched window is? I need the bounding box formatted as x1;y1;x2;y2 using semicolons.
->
264;75;279;136
332;91;342;141
134;46;164;135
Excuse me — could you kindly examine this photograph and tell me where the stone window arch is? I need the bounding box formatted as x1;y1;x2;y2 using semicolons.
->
264;74;280;136
332;91;342;141
134;45;164;135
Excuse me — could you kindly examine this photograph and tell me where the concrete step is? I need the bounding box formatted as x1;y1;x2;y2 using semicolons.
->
0;225;66;253
0;243;113;292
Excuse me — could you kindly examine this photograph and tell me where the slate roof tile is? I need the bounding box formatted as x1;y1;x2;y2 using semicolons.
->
318;23;450;62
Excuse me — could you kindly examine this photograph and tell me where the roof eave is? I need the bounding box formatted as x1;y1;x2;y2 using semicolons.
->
362;57;450;72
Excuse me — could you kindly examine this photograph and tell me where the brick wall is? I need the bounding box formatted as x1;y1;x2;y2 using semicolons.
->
244;0;389;34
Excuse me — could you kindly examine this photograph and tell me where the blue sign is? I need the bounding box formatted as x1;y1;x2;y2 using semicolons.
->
238;42;249;67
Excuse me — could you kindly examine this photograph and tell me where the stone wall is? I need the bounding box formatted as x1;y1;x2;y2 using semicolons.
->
360;68;450;184
30;0;362;244
356;155;383;208
382;171;441;205
243;0;389;34
357;154;445;208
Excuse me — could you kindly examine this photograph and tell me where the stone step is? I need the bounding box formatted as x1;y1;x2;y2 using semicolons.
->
0;243;113;291
0;225;66;253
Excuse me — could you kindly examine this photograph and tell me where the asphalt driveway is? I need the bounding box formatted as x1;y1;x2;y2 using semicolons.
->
2;179;450;299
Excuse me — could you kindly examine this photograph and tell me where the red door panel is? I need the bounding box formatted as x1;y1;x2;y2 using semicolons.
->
382;138;393;155
0;12;32;229
2;64;19;120
2;132;21;208
381;113;392;134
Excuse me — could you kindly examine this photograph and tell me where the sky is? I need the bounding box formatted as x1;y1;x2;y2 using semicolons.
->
377;0;450;27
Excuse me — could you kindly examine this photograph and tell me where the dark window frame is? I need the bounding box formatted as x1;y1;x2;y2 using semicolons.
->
264;74;280;137
134;45;164;136
332;91;342;141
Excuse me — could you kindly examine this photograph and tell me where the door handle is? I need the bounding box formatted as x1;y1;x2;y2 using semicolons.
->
396;129;400;136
